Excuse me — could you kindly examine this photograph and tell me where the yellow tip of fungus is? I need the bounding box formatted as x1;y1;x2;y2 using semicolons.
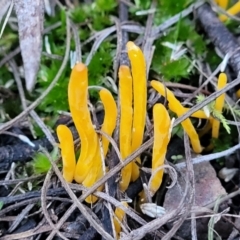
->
74;62;86;72
126;41;138;52
99;88;117;157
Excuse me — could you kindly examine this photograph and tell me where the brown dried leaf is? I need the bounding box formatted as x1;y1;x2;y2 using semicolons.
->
13;0;44;91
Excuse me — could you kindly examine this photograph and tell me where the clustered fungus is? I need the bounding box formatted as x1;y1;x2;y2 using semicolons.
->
57;63;117;203
56;41;228;233
119;42;147;190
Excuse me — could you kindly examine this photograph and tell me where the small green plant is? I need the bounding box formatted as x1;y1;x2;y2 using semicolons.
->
224;103;240;118
32;147;58;174
212;135;232;153
152;18;206;82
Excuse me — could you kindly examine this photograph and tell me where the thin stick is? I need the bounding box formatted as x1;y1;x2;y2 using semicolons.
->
176;142;240;169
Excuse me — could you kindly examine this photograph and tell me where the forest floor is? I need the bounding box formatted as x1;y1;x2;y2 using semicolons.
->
1;1;240;239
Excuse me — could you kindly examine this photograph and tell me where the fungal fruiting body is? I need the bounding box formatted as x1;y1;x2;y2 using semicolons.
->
68;63;99;184
151;80;202;153
119;65;133;191
82;150;102;203
212;73;227;139
215;0;228;9
236;89;240;99
127;41;147;181
68;63;103;203
219;1;240;21
56;124;76;183
59;63;118;203
182;108;210;119
83;89;117;203
114;202;128;239
99;89;117;157
149;104;171;196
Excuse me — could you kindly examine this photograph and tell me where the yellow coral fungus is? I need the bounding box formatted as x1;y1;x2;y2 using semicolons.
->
114;202;128;239
215;0;228;9
212;73;227;139
219;1;240;21
127;41;147;181
68;63;99;184
99;89;117;156
236;88;240;99
151;80;202;153
82;152;102;203
67;63;103;203
56;125;76;183
149;104;171;196
183;108;209;119
83;89;117;203
119;65;133;191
